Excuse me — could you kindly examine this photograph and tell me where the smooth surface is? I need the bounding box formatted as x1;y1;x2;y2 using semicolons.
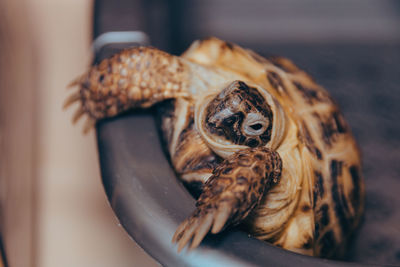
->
97;111;373;267
0;1;35;266
12;1;156;266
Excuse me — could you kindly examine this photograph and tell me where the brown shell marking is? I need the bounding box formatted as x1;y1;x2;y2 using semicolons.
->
292;81;333;105
268;56;301;73
312;111;349;147
266;71;292;99
299;121;323;160
172;147;282;252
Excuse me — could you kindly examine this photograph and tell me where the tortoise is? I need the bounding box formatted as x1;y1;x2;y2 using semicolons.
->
64;37;364;258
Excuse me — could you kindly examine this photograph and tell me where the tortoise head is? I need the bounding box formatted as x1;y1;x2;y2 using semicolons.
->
196;80;288;158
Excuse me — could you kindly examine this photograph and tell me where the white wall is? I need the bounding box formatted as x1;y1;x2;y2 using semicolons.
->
0;0;157;266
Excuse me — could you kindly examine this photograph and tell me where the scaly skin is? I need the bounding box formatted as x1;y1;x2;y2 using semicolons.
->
172;147;282;252
64;47;190;132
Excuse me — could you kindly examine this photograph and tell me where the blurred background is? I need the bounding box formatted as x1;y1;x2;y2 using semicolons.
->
0;0;399;266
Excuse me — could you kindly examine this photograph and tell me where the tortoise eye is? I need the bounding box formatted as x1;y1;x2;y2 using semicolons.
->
249;123;263;131
243;112;268;137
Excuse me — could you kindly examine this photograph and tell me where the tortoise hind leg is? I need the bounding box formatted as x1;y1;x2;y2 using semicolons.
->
172;147;282;252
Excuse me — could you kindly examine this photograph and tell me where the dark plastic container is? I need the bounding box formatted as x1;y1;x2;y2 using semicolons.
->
94;1;400;266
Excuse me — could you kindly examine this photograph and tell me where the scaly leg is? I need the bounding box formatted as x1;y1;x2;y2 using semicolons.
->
172;147;282;252
64;47;190;132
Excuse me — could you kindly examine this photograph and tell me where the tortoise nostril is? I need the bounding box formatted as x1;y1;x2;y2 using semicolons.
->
223;116;237;126
250;123;263;130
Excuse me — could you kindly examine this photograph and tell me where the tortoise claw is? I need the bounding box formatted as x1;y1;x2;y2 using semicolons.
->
67;74;85;88
176;217;199;253
211;202;231;234
82;117;96;134
189;212;214;250
72;108;85;124
172;202;233;252
63;92;81;110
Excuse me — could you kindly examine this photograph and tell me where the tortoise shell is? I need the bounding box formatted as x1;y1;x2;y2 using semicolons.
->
65;37;364;258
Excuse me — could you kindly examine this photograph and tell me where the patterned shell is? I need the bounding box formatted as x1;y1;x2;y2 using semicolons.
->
158;38;364;257
65;37;364;258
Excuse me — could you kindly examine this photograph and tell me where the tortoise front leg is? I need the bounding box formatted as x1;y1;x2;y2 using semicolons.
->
63;47;190;132
172;147;282;252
